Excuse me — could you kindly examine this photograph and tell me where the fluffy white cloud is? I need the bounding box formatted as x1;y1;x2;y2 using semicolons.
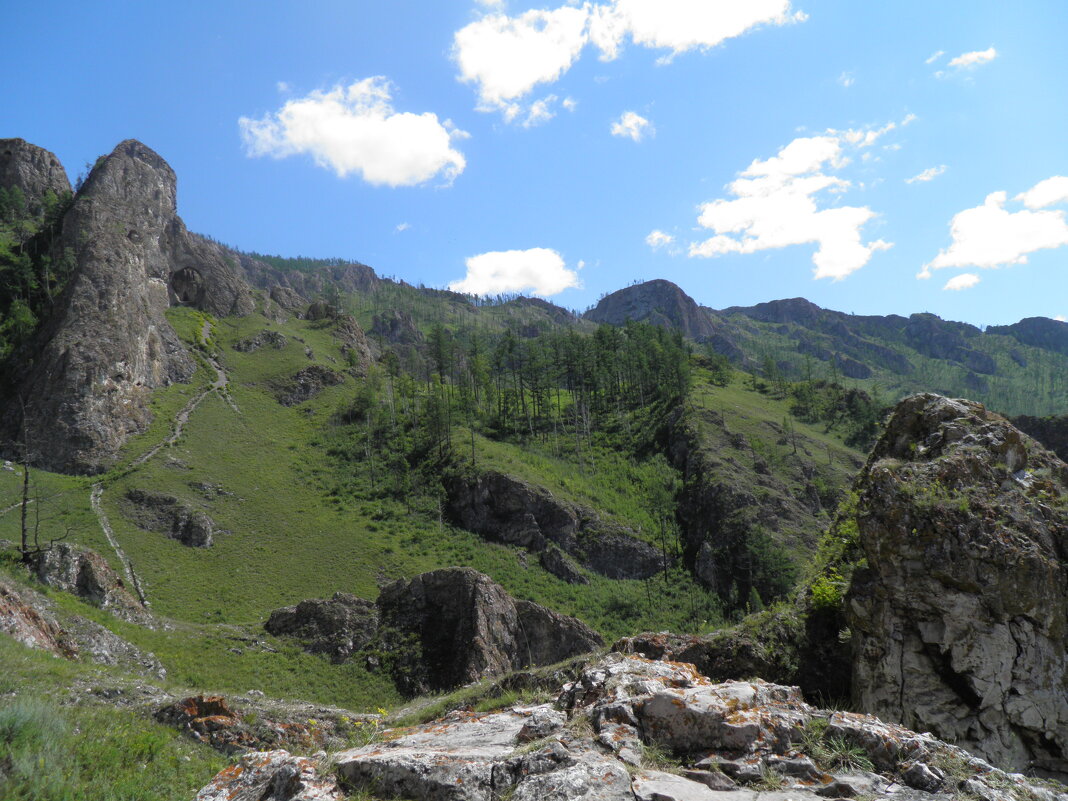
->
454;1;804;119
906;165;946;184
453;7;590;113
611;111;653;141
1016;176;1068;209
395;222;411;233
592;0;804;62
925;50;945;64
448;248;581;297
689;125;895;280
239;78;467;187
943;273;980;291
923;186;1068;275
838;72;854;87
948;47;997;69
1056;315;1067;322
646;230;674;248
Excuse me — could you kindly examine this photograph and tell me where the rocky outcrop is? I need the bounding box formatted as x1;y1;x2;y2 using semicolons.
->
123;489;215;547
332;315;374;373
233;330;288;352
0;573;163;677
2;139;255;474
0;138;70;215
275;365;345;406
0;576;75;658
846;393;1068;775
584;279;717;340
268;285;306;313
29;542;150;624
265;592;378;662
444;470;669;581
195;750;341;800
376;567;602;695
196;653;1068;801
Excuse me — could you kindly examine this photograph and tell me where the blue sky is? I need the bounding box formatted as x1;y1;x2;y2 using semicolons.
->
4;1;1068;324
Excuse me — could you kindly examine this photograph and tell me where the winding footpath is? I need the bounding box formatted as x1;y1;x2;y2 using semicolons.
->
88;322;240;606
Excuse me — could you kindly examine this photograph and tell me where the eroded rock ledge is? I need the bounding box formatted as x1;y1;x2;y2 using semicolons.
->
194;653;1068;801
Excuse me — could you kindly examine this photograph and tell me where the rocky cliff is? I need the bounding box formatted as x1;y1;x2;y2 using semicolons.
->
846;393;1068;775
584;279;718;340
0;137;70;214
2;139;255;473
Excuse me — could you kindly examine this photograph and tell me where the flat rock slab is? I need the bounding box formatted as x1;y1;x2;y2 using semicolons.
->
632;769;721;801
194;750;340;801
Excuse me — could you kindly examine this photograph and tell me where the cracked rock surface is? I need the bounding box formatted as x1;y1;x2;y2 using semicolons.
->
193;653;1068;801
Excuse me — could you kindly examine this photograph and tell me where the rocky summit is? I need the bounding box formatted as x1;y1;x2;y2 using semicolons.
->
847;394;1068;775
194;653;1068;801
2;140;255;473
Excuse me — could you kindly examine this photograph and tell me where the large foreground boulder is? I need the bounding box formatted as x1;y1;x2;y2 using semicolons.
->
196;653;1068;801
846;394;1068;775
29;542;150;624
376;567;603;695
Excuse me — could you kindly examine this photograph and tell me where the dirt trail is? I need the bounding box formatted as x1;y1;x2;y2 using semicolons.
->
89;321;240;606
90;484;149;607
0;498;33;517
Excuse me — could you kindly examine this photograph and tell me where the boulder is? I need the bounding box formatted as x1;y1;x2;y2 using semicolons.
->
268;285;306;313
846;393;1068;775
264;592;378;662
376;567;602;695
123;489;214;547
2;139;254;474
29;542;150;624
275;365;345;406
233;330;288;353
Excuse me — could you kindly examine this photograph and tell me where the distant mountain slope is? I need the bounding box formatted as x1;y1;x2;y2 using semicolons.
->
585;280;1068;416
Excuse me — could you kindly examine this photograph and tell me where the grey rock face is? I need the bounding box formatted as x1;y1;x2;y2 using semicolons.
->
194;750;341;801
264;592;378;662
4;139;254;474
846;393;1068;775
123;489;215;547
376;567;603;695
0;138;70;215
445;470;669;580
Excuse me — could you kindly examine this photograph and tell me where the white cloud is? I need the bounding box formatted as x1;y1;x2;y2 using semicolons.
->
925;50;945;64
523;96;558;127
1016;176;1068;209
562;97;578;111
453;7;590;114
454;1;805;119
838;72;854;88
948;47;997;69
646;230;674;248
688;124;895;281
906;165;946;184
943;273;980;291
591;0;805;63
476;0;503;5
276;81;291;93
924;185;1068;275
611;111;653;141
1056;315;1067;322
448;248;581;297
395;222;411;233
239;78;467;187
